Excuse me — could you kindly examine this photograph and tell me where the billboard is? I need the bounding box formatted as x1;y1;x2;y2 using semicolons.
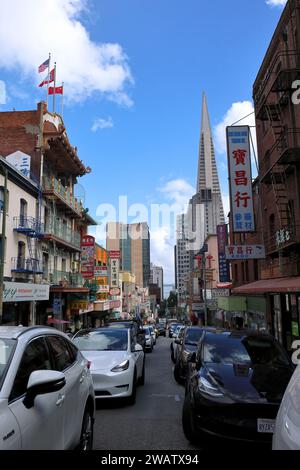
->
226;126;254;232
81;235;95;279
217;225;230;283
225;245;266;260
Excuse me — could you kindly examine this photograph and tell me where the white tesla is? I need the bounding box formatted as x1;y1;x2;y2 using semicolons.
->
73;328;145;404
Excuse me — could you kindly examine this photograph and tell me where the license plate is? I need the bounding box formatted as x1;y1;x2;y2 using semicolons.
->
257;418;275;433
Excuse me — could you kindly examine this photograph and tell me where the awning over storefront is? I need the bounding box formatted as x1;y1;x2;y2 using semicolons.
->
232;277;300;294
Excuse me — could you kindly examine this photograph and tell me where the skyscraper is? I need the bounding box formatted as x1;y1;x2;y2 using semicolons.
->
106;222;150;288
187;92;224;252
186;93;225;309
175;214;190;303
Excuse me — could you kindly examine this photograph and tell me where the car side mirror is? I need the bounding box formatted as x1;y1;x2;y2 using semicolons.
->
175;338;182;345
23;370;66;409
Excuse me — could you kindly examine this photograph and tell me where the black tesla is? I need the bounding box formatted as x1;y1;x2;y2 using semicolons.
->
182;328;294;446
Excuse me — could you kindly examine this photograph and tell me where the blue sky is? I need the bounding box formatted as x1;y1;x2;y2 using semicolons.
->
0;0;286;282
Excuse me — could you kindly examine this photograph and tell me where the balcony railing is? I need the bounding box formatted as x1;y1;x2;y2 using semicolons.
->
48;270;85;287
264;222;300;254
43;176;83;216
13;216;43;237
11;257;43;274
254;50;300;112
43;219;81;249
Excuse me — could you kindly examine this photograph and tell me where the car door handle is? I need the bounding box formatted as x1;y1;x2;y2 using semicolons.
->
56;394;65;406
79;373;85;383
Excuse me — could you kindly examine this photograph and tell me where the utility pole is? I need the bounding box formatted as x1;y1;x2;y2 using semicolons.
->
0;163;8;325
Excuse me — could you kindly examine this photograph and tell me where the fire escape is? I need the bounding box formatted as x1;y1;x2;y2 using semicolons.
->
254;49;300;275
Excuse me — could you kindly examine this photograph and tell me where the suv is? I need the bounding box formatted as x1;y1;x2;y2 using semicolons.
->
105;320;146;351
0;326;95;450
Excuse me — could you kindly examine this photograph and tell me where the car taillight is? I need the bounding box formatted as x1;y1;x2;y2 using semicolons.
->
87;361;92;369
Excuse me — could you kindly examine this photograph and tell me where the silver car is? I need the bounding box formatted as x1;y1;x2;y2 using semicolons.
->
0;326;95;450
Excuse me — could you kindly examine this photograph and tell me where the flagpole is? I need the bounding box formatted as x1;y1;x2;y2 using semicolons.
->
53;62;57;114
46;52;51;109
61;82;64;119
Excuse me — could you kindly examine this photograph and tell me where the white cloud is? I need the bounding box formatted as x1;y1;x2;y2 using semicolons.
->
214;100;258;177
151;227;175;284
0;80;6;104
0;0;133;105
159;178;195;209
91;116;114;131
214;101;255;154
266;0;287;6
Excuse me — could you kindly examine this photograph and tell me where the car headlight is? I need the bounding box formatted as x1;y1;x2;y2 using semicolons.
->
111;359;130;372
198;375;224;397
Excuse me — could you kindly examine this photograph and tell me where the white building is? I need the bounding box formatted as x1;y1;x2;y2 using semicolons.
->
0;155;49;325
150;263;164;301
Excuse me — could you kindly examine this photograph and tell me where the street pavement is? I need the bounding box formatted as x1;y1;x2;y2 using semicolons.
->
94;336;200;450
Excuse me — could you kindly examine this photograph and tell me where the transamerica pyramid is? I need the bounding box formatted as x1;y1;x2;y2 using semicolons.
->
196;92;225;226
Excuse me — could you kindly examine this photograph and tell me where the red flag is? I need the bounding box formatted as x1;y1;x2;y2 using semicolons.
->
38;68;54;87
48;85;63;95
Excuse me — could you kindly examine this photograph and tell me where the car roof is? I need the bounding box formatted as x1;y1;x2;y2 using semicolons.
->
203;328;274;339
0;325;63;340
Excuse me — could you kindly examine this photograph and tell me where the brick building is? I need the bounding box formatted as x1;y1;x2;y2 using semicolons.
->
231;0;300;352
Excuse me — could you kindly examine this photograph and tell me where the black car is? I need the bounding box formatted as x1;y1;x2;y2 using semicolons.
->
105;320;146;351
182;328;294;446
173;326;204;384
156;323;166;337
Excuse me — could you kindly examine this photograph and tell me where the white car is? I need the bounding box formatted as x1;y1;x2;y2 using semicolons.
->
148;326;156;345
0;326;95;450
143;326;153;352
73;328;145;404
272;362;300;450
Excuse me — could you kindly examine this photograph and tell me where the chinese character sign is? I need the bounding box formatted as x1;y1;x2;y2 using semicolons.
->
225;245;265;260
81;235;95;279
226;126;255;232
217;224;230;283
109;257;120;288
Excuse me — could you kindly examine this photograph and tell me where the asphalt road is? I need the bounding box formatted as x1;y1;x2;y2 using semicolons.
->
94;336;199;450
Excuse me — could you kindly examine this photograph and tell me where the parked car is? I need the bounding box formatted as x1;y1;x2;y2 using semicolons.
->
169;322;183;338
143;326;154;352
272;361;300;449
148;326;156;345
105;320;146;351
0;326;95;450
173;326;204;384
156;323;166;337
183;328;294;446
73;327;145;404
171;325;185;363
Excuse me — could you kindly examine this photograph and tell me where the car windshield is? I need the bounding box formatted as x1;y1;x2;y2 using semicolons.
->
203;333;290;367
73;330;128;351
185;328;202;345
0;338;16;387
170;324;181;331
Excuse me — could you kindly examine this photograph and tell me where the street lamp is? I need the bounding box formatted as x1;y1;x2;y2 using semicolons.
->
0;161;8;325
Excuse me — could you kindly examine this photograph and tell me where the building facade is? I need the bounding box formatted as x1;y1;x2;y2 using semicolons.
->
150;263;164;301
0;102;94;328
106;222;151;288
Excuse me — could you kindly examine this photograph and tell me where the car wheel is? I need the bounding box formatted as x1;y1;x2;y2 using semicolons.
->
128;369;137;405
174;365;184;385
79;405;94;450
182;394;198;445
138;359;145;386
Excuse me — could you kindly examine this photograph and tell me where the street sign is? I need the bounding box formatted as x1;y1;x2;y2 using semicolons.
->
225;245;266;260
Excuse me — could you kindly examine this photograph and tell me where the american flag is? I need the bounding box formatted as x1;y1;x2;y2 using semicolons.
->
38;58;50;73
38;68;55;87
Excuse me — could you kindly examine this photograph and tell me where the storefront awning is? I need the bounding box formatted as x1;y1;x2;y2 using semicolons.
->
232;277;300;295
